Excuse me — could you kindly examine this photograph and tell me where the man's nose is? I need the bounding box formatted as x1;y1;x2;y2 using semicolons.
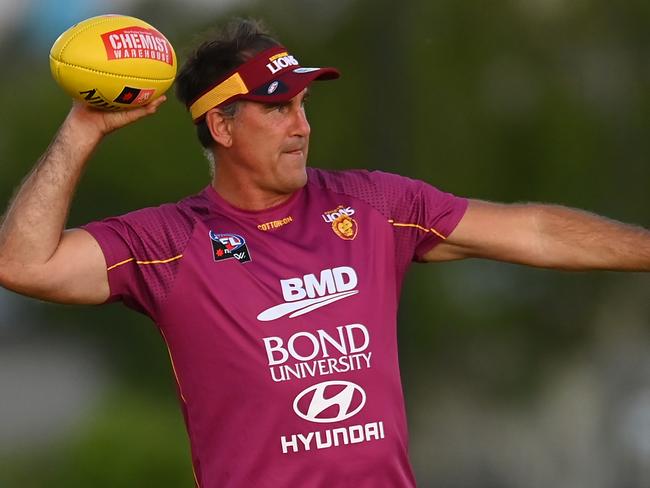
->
291;105;311;137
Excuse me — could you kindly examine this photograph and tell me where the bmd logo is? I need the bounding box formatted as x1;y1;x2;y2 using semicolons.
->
257;266;359;321
293;381;366;424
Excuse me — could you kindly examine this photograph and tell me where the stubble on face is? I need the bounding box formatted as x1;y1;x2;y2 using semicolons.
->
229;91;311;196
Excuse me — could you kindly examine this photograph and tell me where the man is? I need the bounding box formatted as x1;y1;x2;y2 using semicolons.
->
0;18;648;488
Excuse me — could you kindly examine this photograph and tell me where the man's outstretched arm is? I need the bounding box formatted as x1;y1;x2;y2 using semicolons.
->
0;98;166;304
423;200;650;271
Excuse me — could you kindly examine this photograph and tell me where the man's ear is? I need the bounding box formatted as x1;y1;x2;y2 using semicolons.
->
205;109;233;147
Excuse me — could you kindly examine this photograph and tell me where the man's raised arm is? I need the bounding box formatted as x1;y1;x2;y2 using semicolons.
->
0;97;165;304
424;199;650;271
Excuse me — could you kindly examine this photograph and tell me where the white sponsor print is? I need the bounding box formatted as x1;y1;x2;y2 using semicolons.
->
281;380;385;454
262;323;372;383
293;380;366;423
257;266;358;321
321;205;355;223
266;54;299;74
258;265;386;455
257;291;358;322
281;421;385;454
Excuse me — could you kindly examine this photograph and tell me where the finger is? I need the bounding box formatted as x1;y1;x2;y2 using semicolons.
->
117;95;167;122
129;95;167;118
149;95;167;109
143;95;167;115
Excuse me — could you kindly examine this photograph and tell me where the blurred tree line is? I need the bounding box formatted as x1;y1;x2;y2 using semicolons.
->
0;0;648;486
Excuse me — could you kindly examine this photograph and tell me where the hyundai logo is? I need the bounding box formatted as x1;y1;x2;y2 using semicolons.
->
293;380;366;424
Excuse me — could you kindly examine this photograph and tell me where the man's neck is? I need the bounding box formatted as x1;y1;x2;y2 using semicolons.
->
211;172;296;211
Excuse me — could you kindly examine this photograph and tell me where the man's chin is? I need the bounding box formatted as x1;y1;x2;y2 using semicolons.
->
274;154;308;192
283;166;308;192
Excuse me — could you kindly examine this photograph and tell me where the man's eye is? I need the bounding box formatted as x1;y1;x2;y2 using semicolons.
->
267;103;289;113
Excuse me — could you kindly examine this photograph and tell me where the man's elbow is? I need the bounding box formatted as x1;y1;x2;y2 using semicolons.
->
0;259;55;298
0;257;19;292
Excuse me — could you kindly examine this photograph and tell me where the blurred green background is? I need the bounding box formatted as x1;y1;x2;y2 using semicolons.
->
0;0;649;487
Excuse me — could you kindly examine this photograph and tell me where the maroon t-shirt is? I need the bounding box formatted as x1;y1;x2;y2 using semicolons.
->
82;168;468;488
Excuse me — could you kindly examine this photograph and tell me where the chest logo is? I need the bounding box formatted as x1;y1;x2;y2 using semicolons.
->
209;231;252;263
257;266;358;321
322;205;358;241
293;381;366;424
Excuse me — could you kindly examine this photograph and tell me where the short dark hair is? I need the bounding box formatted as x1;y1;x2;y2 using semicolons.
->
175;18;281;149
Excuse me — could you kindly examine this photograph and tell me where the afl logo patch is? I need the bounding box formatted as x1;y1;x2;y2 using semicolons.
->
209;231;252;263
267;81;279;94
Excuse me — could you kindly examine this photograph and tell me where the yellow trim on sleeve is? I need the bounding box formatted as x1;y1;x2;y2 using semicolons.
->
388;220;447;240
107;257;134;271
106;254;184;272
135;254;184;266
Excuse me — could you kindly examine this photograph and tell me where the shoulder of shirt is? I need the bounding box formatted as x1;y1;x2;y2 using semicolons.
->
306;167;423;217
82;187;218;275
94;187;215;258
112;187;213;225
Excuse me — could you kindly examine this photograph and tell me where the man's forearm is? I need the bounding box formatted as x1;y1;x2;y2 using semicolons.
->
0;114;102;270
535;205;650;271
426;200;650;271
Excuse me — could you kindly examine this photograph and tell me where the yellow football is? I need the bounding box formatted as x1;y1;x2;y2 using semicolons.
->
49;14;177;110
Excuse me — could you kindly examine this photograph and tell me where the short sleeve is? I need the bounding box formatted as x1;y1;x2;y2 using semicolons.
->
307;168;468;275
368;171;468;262
80;204;195;319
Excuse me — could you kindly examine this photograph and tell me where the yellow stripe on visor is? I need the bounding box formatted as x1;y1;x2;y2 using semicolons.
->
189;72;249;121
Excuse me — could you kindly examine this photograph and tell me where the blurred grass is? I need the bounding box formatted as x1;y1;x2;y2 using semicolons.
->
0;388;194;487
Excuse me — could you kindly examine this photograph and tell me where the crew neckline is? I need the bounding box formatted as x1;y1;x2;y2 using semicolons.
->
203;183;305;219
